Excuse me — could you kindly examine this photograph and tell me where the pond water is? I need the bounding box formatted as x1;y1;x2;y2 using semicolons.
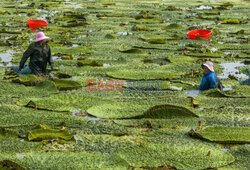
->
0;50;20;67
16;153;25;159
218;62;248;80
195;5;212;10
184;90;200;97
117;32;133;36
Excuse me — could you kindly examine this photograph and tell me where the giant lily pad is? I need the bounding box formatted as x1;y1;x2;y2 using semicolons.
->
12;75;46;86
87;103;198;119
27;127;74;141
119;44;146;54
0;160;26;170
137;104;199;119
52;79;82;91
117;144;234;169
189;126;250;144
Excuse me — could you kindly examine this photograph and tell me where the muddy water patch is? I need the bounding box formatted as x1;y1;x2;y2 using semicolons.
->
218;62;248;80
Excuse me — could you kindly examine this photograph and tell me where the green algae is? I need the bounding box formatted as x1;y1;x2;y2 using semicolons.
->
190;126;250;144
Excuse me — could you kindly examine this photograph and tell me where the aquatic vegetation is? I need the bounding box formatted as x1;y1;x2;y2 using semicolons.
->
117;143;234;169
12;75;46;86
132;25;150;31
0;160;26;170
220;19;247;24
76;60;103;67
0;0;249;168
87;103;198;119
189;126;250;144
52;79;82;91
27;126;75;141
119;44;146;54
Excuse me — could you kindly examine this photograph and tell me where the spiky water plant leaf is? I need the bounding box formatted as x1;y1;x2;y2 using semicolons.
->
117;143;235;169
190;126;250;144
0;152;129;169
87;103;198;119
52;79;82;91
27;127;74;141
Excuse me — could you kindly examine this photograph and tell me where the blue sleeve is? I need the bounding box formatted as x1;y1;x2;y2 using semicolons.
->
198;76;208;90
208;74;216;89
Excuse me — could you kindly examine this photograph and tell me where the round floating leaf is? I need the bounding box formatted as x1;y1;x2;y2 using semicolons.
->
117;144;235;169
27;127;74;141
190;126;250;144
52;79;82;90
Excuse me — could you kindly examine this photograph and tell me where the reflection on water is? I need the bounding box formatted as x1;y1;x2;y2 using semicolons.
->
218;62;248;80
0;50;20;67
184;90;200;97
195;5;212;10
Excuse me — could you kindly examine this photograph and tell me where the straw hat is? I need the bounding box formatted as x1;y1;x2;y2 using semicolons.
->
35;32;50;42
201;61;214;72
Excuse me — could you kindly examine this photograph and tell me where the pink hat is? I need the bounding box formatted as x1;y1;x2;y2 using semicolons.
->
202;61;214;72
35;32;50;42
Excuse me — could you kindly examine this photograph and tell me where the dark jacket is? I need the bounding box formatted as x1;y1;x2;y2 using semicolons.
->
19;42;53;76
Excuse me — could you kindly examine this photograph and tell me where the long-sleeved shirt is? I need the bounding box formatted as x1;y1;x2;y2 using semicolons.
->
19;42;53;76
198;72;216;91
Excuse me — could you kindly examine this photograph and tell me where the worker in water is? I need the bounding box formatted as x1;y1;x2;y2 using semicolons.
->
198;61;222;91
18;32;53;76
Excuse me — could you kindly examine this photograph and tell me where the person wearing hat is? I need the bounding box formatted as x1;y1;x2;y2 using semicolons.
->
18;32;53;76
198;61;219;91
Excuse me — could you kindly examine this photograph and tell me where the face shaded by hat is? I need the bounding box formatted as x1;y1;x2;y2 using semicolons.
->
201;61;214;72
35;32;50;42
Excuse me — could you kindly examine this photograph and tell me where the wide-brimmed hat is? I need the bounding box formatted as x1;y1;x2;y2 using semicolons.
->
201;61;214;72
35;32;50;42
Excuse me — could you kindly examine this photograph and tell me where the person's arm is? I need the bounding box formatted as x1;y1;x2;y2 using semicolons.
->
19;43;34;70
47;46;53;71
198;75;208;90
208;74;216;89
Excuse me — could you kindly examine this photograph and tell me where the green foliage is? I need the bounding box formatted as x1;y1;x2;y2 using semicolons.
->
132;25;150;31
18;94;112;112
117;144;234;169
52;79;82;91
0;160;27;170
190;126;250;144
76;60;103;67
12;75;46;86
119;44;146;54
140;104;199;119
27;127;74;141
220;19;247;24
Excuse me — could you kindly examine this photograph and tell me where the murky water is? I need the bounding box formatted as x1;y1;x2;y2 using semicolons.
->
16;153;25;159
195;5;212;10
117;32;133;36
0;50;20;67
218;62;248;80
184;90;200;97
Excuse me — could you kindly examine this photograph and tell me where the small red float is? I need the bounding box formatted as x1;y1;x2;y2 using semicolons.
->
187;29;212;40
